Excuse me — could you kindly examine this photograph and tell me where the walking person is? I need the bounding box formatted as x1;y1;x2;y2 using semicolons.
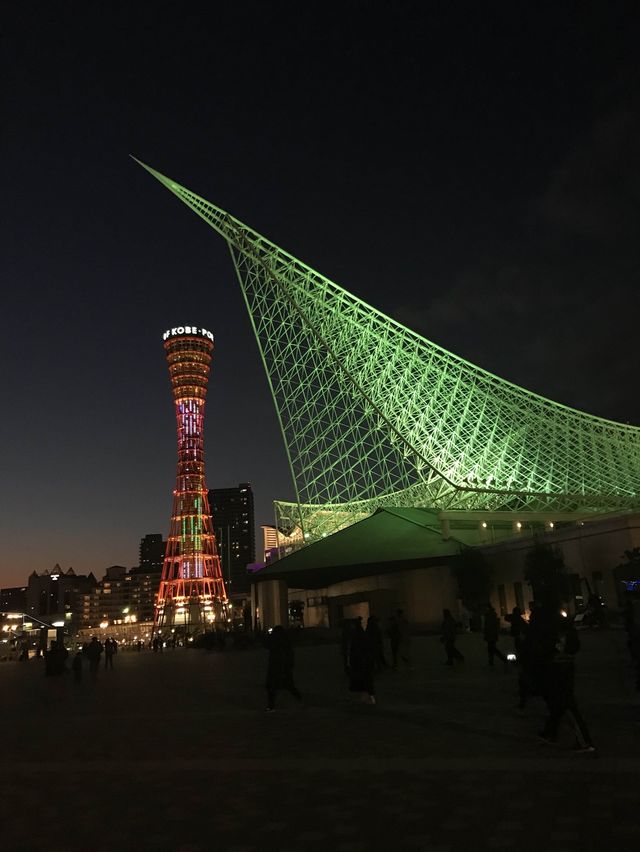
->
44;641;68;676
387;615;400;669
538;617;595;753
441;609;464;665
340;618;354;676
509;606;528;659
265;626;303;712
396;610;412;670
509;606;531;710
522;602;559;706
104;638;115;670
85;636;103;677
388;610;411;670
366;615;387;671
483;603;508;667
349;617;376;704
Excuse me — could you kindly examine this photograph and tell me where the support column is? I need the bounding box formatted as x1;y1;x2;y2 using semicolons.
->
257;580;289;629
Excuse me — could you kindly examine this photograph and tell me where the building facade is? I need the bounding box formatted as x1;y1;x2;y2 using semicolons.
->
81;567;161;632
252;510;640;632
27;566;97;632
208;483;255;596
139;533;166;573
0;586;27;613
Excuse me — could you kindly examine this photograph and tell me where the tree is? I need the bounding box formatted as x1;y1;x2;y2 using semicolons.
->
453;547;492;613
524;542;571;610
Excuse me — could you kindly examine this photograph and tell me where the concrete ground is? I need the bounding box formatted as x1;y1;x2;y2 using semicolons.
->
0;629;638;852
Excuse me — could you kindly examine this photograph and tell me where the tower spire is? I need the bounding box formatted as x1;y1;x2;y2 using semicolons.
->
154;326;227;638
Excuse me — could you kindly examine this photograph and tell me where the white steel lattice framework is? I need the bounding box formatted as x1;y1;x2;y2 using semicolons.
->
135;159;640;541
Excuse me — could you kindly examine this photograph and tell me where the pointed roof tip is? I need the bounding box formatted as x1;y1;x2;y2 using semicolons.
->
129;154;179;189
130;154;231;236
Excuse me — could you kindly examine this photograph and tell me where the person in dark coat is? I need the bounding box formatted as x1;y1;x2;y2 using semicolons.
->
85;636;103;676
387;615;401;669
340;618;354;676
441;609;464;665
387;611;411;670
265;626;302;711
366;615;387;670
483;604;508;666
509;606;528;659
104;638;115;670
44;641;68;676
538;617;595;752
518;602;560;710
349;618;376;703
508;606;529;708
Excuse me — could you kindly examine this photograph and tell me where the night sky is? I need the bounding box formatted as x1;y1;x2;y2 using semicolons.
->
2;3;639;587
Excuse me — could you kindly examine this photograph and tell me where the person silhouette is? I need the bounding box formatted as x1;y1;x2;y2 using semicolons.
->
104;638;115;670
366;615;387;670
441;609;464;665
483;604;508;667
349;618;376;704
509;606;528;659
85;636;103;677
538;616;595;753
265;626;303;711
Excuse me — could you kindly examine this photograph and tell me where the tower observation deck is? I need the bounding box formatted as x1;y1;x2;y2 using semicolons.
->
155;326;227;637
136;159;640;544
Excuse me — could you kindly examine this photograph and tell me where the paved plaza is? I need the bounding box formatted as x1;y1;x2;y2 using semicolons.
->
1;629;639;852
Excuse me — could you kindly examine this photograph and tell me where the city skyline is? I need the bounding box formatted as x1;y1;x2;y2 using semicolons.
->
2;4;638;586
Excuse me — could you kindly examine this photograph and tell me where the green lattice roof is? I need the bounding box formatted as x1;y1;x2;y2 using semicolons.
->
135;158;640;541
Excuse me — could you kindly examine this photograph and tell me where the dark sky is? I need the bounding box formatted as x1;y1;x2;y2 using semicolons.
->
2;2;639;587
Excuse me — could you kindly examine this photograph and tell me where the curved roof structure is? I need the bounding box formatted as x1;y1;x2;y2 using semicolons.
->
135;159;640;539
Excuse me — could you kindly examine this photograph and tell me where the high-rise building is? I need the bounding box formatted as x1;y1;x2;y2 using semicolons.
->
208;483;255;595
0;586;27;613
138;533;165;573
155;326;227;636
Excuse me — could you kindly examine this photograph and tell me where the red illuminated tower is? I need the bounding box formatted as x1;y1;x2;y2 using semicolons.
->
154;325;227;637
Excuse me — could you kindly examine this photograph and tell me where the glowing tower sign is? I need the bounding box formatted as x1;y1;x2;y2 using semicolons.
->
154;326;227;636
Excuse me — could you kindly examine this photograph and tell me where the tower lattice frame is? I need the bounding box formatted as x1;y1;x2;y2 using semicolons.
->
154;328;227;636
136;159;640;543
